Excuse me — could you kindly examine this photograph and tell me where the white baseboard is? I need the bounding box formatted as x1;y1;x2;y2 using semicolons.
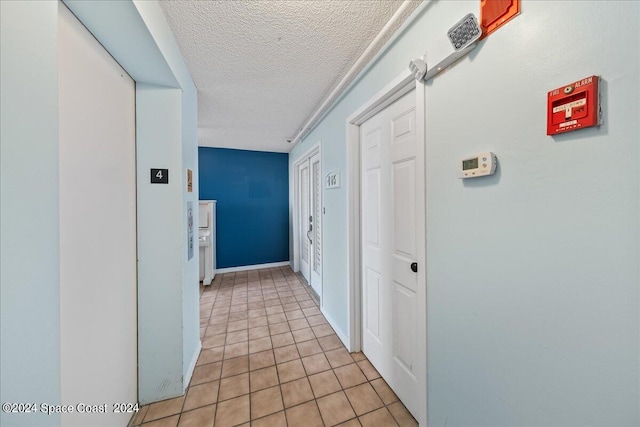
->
321;307;351;351
183;340;202;392
215;261;291;274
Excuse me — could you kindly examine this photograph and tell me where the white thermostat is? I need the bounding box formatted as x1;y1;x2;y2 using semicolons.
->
457;151;497;178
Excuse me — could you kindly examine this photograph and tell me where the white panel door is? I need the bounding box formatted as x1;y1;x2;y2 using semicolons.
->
309;151;322;296
58;3;137;426
361;90;424;418
298;161;311;283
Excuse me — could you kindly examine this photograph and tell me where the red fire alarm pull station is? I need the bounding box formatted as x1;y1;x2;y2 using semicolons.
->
547;75;601;135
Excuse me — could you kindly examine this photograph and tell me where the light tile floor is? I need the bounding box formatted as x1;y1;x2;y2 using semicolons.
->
130;266;417;427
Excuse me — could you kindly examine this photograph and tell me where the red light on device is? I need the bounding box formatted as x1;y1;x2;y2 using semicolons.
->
547;76;600;136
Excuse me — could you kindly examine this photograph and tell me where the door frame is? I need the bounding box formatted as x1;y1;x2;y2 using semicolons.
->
345;69;427;426
292;141;322;303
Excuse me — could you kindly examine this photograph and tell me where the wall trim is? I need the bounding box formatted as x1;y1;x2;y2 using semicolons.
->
183;340;201;393
215;261;290;274
321;307;350;351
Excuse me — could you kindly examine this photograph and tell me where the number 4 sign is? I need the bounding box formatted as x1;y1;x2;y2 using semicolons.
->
150;168;169;184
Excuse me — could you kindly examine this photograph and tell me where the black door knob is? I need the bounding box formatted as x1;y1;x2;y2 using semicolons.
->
410;262;418;273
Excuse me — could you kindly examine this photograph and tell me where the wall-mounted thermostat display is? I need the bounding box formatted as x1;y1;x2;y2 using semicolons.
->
547;75;600;135
457;152;497;178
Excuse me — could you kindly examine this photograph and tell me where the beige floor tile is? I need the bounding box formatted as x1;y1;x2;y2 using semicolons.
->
264;299;281;308
318;334;343;351
248;325;270;340
250;386;284;419
226;319;248;332
250;366;279;392
225;330;248;345
351;352;367;362
142;415;179;427
302;307;322;317
280;377;314;408
296;339;323;357
288;318;310;331
223;342;248;359
251;410;287;427
202;333;225;349
298;299;317;308
307;314;328;326
176;404;216;427
131;404;149;426
214;395;250;427
273;344;300;364
271;332;295;348
282;302;301;312
292;327;316;343
193;268;413;427
221;355;249;378
308;370;342;398
267;313;287;324
357;360;381;380
190;362;222;386
285;401;324;427
265;305;284;315
312;324;335;337
358;407;398;427
370;378;399;405
344;383;384;416
276;359;306;383
248;315;268;328
196;348;223;366
386;402;418;427
269;322;291;335
249;350;275;371
336;418;363;427
144;396;185;422
248;308;267;318
228;311;248;321
334;363;368;389
285;309;305;320
326;348;355;368
301;353;331;375
218;372;249;402
183;381;219;411
317;391;357;426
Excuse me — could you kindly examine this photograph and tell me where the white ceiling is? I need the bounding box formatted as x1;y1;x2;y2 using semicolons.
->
158;0;420;153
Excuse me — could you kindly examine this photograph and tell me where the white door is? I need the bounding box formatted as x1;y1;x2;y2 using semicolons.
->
361;89;424;418
298;160;311;283
297;151;323;298
309;151;322;296
58;3;137;425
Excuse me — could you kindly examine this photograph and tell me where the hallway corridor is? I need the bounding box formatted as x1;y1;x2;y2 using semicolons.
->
130;266;417;427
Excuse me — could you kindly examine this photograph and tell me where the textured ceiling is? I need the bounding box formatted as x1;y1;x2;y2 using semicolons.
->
159;0;420;153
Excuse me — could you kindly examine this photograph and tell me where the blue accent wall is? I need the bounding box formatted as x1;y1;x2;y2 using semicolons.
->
199;147;289;269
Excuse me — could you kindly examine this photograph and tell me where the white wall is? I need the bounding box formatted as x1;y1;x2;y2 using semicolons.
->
290;1;639;425
136;84;185;402
0;2;62;426
65;0;201;405
1;1;200;424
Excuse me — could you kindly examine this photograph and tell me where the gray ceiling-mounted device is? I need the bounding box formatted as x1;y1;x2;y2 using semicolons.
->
410;13;482;82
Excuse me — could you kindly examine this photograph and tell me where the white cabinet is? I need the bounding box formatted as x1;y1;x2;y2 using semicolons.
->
199;201;216;285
